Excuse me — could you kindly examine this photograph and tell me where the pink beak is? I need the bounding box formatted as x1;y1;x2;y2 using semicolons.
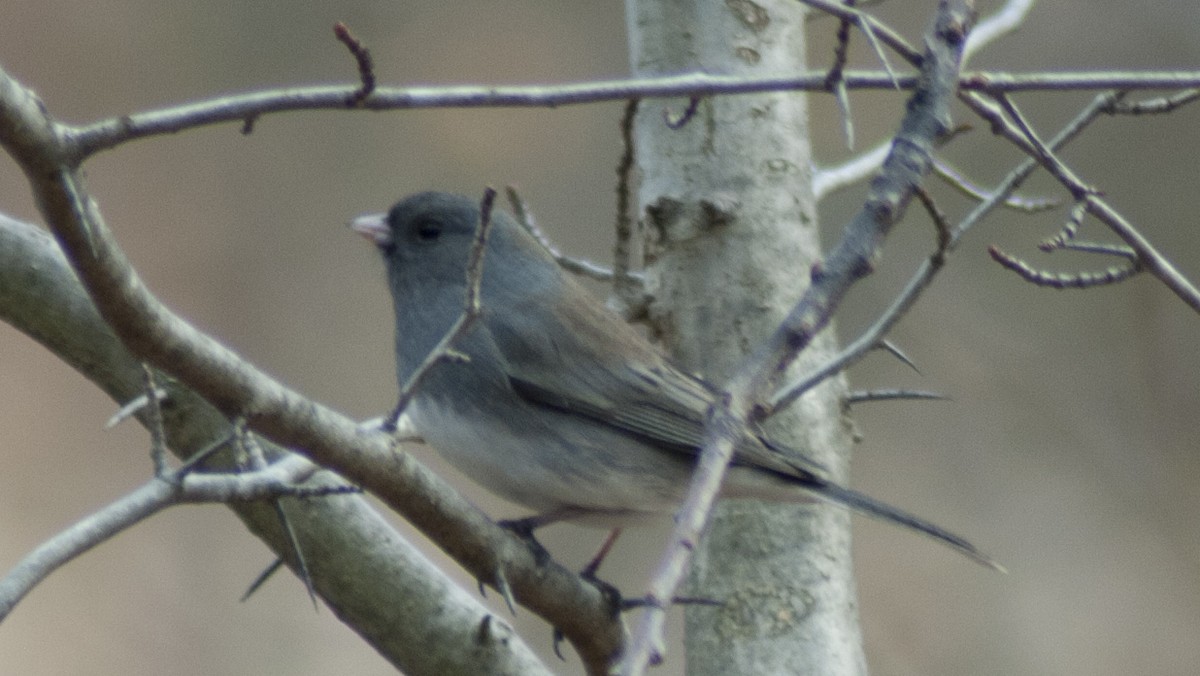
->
349;212;392;247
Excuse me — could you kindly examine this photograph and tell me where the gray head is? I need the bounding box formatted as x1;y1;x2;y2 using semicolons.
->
352;191;565;379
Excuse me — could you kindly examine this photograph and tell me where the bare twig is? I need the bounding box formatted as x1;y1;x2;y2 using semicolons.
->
813;141;890;199
141;364;171;477
1081;197;1200;311
805;0;888;21
1041;200;1089;248
235;421;320;610
912;185;952;254
811;0;1041;198
770;89;1126;417
333;22;376;106
962;0;1035;65
992;92;1095;198
0;454;320;622
934;159;1058;212
105;387;168;429
800;0;922;64
61;69;1200;158
824;1;858;148
854;8;902;90
504;186;623;283
1051;240;1137;259
961;90;1200;311
988;245;1141;288
613;98;646;319
1104;88;1200;115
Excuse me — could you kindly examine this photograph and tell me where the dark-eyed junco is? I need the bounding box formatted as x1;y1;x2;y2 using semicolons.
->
352;190;992;566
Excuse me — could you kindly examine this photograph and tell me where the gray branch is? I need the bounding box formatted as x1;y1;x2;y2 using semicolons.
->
0;215;551;675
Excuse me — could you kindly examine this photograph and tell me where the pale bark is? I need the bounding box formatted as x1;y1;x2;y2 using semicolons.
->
625;1;864;673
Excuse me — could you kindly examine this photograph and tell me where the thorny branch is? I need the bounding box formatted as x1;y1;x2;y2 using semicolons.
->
0;70;616;676
0;0;1198;673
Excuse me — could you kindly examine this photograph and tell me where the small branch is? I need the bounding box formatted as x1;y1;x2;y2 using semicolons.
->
1081;197;1200;311
824;1;859;148
771;88;1125;418
811;0;1038;198
613;98;647;320
912;185;952;255
854;8;902;90
1040;200;1088;248
934;159;1058;212
504;186;624;282
104;387;168;429
0;455;319;622
961;90;1200;312
141;364;171;477
800;0;922;65
962;0;1036;65
236;422;320;610
988;244;1141;288
813;141;890;199
60;68;1200;158
333;22;377;106
1050;240;1137;259
950;90;1117;242
385;188;497;431
1104;88;1200;115
991;92;1095;199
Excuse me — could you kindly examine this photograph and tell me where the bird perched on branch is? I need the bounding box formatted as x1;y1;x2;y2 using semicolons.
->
352;190;995;569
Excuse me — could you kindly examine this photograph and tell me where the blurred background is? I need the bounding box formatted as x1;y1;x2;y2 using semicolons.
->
1;1;1197;674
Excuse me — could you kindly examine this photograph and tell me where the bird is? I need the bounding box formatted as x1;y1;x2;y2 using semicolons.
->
351;190;995;568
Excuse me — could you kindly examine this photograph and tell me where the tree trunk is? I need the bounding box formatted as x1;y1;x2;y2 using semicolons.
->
624;1;866;673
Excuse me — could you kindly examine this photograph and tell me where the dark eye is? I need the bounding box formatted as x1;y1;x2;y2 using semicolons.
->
415;219;442;242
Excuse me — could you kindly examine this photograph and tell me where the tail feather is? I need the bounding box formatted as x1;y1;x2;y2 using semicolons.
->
805;477;1004;572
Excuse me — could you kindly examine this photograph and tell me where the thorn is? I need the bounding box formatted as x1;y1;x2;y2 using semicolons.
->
878;339;920;373
105;388;168;429
241;558;286;602
273;500;319;612
620;595;723;611
552;627;567;661
491;564;517;616
476;614;494;644
845;389;949;406
172;434;234;479
497;517;553;566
